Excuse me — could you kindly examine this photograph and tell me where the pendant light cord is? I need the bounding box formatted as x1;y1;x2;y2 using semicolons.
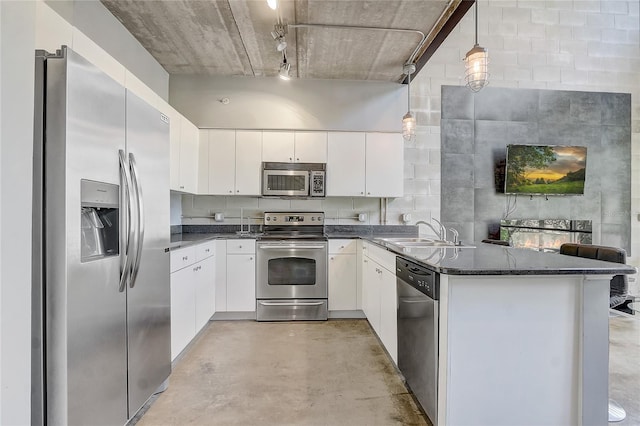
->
407;71;411;112
475;0;478;45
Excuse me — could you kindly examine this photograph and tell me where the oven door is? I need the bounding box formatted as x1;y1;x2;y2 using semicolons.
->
262;169;309;197
256;241;327;299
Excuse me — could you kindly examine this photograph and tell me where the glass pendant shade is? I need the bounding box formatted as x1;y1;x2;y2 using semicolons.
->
279;61;291;80
402;111;416;142
464;44;489;92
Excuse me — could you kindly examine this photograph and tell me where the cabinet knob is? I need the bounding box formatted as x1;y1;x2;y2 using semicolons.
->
340;245;344;249
296;158;299;161
205;249;209;252
249;257;253;260
367;192;371;195
364;259;368;263
330;257;334;260
180;186;184;189
360;192;364;195
239;245;242;248
182;256;188;261
289;157;292;161
237;190;240;193
229;190;233;193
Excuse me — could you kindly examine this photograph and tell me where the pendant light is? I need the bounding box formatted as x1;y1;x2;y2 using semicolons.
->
402;63;416;142
464;0;489;92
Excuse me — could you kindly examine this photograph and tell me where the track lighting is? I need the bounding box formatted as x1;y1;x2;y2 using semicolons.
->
271;24;288;52
402;63;416;142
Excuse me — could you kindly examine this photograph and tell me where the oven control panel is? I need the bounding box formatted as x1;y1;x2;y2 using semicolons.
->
263;212;324;225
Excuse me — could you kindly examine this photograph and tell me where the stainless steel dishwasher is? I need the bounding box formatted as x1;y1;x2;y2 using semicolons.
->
396;256;439;425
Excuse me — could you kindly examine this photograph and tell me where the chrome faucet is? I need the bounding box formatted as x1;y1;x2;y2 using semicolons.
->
448;227;460;245
415;220;445;241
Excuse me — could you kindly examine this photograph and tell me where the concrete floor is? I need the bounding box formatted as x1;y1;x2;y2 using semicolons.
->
609;310;640;425
135;320;429;426
135;314;640;426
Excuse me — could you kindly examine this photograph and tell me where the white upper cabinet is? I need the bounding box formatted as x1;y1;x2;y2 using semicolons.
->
235;131;263;196
197;129;209;194
166;106;182;192
327;132;366;197
262;131;327;163
365;133;404;198
178;117;199;194
202;130;262;196
207;129;236;195
294;131;327;163
262;131;295;163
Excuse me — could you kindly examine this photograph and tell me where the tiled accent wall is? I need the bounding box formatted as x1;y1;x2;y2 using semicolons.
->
441;85;631;253
409;0;640;278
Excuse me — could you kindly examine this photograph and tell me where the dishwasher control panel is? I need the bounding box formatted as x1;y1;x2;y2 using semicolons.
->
396;257;439;300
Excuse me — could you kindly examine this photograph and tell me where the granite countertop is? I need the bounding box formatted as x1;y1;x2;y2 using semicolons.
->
169;233;262;250
367;238;637;276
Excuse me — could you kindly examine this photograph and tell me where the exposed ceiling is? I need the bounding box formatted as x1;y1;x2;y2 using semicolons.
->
101;0;472;83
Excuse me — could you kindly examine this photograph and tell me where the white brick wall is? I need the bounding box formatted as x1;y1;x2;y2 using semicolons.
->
409;0;640;277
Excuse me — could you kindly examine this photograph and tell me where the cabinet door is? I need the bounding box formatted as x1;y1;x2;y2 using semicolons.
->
208;129;236;195
179;117;199;193
226;254;256;312
365;133;404;197
195;257;216;332
328;253;357;311
166;106;182;191
362;257;381;333
197;129;209;194
262;131;294;162
294;131;327;163
327;132;366;196
170;266;195;360
215;240;228;312
235;131;262;196
379;266;398;364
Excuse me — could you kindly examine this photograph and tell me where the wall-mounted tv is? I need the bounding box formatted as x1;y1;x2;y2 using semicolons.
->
504;145;587;195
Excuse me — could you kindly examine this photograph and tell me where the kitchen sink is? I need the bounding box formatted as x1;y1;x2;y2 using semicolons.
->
376;237;475;249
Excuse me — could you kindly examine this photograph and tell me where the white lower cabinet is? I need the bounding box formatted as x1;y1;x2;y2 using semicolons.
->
170;242;216;361
226;239;256;312
361;242;398;364
170;263;195;361
214;240;228;312
328;239;358;311
194;256;216;331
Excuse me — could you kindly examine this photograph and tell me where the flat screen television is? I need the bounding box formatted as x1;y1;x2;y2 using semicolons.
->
504;144;587;195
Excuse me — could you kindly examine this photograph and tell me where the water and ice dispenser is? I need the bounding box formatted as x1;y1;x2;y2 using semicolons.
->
80;179;119;262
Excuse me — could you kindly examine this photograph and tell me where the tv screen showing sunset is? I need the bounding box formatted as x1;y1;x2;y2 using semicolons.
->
505;145;587;195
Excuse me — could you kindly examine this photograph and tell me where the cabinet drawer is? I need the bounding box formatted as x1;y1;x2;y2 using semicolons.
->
363;242;396;273
170;246;197;273
195;240;216;261
329;239;357;254
226;239;256;254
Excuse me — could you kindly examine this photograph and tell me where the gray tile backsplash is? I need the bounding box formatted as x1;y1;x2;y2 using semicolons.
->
441;86;631;252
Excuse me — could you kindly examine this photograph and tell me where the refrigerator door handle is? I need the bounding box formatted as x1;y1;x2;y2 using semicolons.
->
118;150;135;292
128;152;145;288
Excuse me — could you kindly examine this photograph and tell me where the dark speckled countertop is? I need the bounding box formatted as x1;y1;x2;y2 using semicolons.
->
367;238;637;276
169;228;636;276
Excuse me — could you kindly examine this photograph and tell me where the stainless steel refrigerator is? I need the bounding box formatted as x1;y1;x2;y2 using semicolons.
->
32;46;171;426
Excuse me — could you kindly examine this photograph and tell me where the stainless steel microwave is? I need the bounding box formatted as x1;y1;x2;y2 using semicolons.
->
262;162;326;197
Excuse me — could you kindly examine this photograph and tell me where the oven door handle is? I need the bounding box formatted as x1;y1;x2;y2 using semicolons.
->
258;301;325;307
258;245;327;250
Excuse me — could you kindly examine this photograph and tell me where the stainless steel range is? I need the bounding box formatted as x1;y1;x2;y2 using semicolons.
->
256;212;328;321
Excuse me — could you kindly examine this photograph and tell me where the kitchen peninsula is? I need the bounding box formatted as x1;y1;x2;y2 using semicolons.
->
375;240;636;426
